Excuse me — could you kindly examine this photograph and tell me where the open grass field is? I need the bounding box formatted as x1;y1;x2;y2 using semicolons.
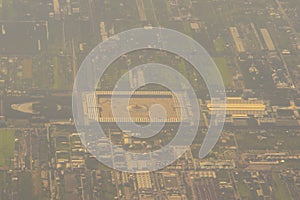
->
143;0;158;26
0;172;7;200
237;182;250;199
213;57;232;87
272;173;293;200
53;56;60;89
0;129;14;168
53;56;72;90
214;36;226;53
1;0;17;20
236;131;300;151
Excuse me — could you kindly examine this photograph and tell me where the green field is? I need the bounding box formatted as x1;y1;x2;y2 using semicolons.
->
1;0;17;19
53;56;60;89
214;36;226;53
0;0;3;18
183;21;192;37
272;173;293;200
19;172;34;200
213;57;232;87
53;56;71;90
237;182;250;199
143;0;158;26
236;131;300;151
0;129;14;168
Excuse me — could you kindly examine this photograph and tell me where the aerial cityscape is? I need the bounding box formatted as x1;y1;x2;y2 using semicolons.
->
0;0;300;199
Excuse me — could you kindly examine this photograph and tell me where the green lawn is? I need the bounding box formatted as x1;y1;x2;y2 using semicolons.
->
272;173;293;200
237;181;250;199
0;172;7;200
53;56;70;90
143;0;157;25
0;129;14;168
214;36;226;53
183;21;192;37
19;172;34;200
213;57;232;87
53;56;60;89
100;171;117;199
2;0;17;19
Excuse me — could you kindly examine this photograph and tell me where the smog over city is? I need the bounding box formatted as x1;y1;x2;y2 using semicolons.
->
0;0;300;199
